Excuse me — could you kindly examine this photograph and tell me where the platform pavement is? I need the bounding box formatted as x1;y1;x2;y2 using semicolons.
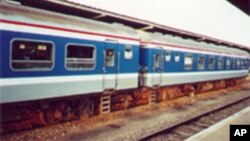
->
186;106;250;141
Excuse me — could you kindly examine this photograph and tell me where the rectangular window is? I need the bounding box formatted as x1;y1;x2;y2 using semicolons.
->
124;45;133;59
244;60;248;68
105;49;115;67
175;53;180;62
209;57;215;69
226;58;231;69
197;56;205;70
237;59;241;69
165;51;171;62
66;44;95;70
184;55;192;70
241;60;244;69
11;39;53;70
154;54;161;68
218;57;224;69
231;59;236;69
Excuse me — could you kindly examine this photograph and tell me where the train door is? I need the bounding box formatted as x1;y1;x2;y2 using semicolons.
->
103;40;119;90
152;48;163;86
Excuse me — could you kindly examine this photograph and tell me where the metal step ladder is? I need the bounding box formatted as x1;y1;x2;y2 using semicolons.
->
150;90;157;104
100;92;112;114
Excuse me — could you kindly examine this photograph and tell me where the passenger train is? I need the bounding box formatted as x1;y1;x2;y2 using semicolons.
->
0;1;249;132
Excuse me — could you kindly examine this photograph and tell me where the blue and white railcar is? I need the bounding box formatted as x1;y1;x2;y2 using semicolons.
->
138;31;250;88
0;3;140;104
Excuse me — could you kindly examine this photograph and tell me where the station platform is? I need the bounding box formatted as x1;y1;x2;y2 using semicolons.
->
186;106;250;141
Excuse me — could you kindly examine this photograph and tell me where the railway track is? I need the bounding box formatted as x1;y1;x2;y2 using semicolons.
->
141;96;250;141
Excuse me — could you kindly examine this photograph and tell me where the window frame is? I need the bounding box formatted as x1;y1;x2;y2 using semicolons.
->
105;48;115;67
65;43;96;71
218;57;224;70
184;54;193;70
244;60;248;69
153;53;161;69
236;59;241;69
208;56;215;70
241;60;245;69
10;38;55;71
197;55;205;70
226;58;231;69
124;45;133;60
231;58;236;69
165;50;171;62
175;53;180;62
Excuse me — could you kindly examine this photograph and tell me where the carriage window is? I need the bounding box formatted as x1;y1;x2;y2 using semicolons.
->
197;56;205;70
165;51;171;62
244;60;248;68
218;57;224;69
237;59;241;69
105;49;115;67
209;57;215;69
231;59;236;69
154;54;161;68
241;60;244;69
184;55;192;70
66;44;95;70
11;40;53;70
124;45;133;59
175;53;180;62
226;58;231;69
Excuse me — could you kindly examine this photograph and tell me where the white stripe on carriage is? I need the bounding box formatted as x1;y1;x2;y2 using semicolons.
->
0;73;138;86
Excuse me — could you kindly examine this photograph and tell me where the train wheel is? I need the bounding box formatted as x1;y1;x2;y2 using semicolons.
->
45;103;63;124
194;83;202;93
45;109;62;124
79;98;95;117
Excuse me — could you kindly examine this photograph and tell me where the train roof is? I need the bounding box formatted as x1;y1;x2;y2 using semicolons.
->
0;2;249;58
0;2;139;41
138;30;249;57
62;0;250;51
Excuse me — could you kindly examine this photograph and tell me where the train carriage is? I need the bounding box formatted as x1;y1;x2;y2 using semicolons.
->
138;31;249;88
0;1;250;133
0;2;140;104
